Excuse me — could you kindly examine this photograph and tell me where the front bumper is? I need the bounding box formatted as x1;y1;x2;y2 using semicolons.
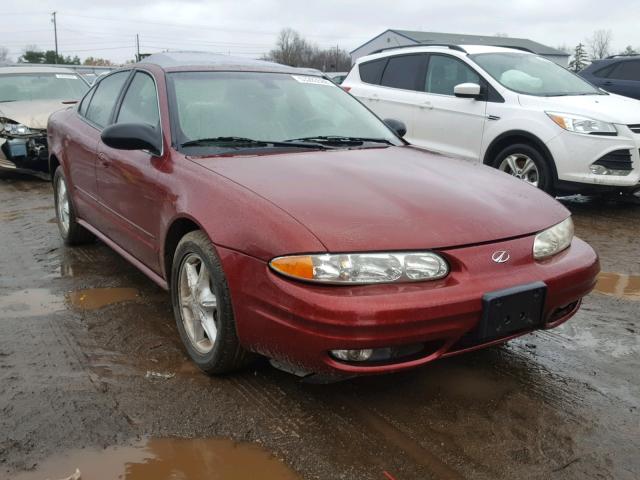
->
546;127;640;191
218;235;599;377
0;135;49;174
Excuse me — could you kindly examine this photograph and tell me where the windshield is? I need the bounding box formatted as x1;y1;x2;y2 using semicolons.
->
167;71;401;152
0;73;89;102
470;53;601;97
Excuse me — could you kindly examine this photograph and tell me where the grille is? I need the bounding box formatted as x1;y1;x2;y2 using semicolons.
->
593;149;633;171
628;124;640;134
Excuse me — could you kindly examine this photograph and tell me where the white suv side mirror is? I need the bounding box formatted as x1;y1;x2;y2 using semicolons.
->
454;83;482;99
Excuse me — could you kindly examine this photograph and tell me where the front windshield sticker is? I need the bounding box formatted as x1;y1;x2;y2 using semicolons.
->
55;74;79;79
291;75;333;86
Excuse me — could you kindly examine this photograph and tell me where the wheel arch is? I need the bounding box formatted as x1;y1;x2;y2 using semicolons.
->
162;215;206;285
49;154;61;180
483;130;558;182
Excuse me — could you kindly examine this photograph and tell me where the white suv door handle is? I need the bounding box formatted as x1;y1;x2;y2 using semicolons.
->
422;101;433;109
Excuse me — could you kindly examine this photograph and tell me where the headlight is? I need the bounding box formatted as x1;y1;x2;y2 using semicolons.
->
546;112;617;136
533;217;574;260
269;252;449;284
0;120;34;136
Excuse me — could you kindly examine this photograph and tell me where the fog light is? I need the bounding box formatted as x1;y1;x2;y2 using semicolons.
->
330;349;373;362
590;164;631;176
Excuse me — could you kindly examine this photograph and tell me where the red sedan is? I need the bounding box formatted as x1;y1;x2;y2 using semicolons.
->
47;52;599;381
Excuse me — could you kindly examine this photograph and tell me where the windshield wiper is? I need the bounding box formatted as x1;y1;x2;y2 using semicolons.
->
285;135;394;146
180;136;328;150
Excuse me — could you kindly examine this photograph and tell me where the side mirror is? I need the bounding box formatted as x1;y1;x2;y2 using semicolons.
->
383;118;407;138
101;123;162;155
454;83;482;99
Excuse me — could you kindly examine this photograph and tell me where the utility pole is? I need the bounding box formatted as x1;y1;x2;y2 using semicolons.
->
51;11;58;63
136;34;140;62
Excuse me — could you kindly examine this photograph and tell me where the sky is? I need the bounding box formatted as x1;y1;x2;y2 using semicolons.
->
1;0;639;64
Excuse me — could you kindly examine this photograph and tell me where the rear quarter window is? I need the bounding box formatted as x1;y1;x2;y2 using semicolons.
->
358;58;388;85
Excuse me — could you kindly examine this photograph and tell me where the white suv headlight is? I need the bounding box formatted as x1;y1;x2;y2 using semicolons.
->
270;252;449;284
533;217;574;260
546;112;617;136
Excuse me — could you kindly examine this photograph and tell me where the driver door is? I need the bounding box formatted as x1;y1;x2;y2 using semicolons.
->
96;70;165;272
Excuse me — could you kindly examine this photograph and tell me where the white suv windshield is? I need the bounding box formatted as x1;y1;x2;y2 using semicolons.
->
168;71;400;150
471;53;601;97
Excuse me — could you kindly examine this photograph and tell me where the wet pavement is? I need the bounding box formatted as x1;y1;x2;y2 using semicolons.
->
0;173;638;480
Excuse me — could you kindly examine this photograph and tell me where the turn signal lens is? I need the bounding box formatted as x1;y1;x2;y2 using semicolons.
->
270;252;449;285
269;255;315;280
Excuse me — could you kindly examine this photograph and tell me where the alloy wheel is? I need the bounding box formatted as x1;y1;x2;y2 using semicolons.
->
56;178;70;234
499;154;540;187
178;253;219;354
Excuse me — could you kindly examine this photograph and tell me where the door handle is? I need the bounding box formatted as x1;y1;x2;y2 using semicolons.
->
603;81;613;86
97;152;109;167
422;101;433;109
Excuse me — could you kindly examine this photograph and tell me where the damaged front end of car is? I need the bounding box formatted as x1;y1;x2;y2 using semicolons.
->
0;117;49;175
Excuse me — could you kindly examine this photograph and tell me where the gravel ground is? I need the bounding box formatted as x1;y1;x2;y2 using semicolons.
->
0;173;638;480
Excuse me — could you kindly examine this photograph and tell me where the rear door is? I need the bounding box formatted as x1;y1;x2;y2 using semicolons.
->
412;54;487;160
350;57;388;109
70;71;130;220
373;54;428;144
96;70;165;272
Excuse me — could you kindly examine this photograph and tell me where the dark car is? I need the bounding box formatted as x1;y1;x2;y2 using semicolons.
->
580;55;640;100
47;52;599;381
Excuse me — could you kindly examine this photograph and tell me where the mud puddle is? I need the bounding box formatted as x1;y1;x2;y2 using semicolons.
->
594;272;640;301
66;288;140;310
12;438;301;480
0;288;64;317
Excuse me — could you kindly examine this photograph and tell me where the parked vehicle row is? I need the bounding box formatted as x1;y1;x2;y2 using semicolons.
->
46;52;599;380
343;45;640;197
0;66;89;175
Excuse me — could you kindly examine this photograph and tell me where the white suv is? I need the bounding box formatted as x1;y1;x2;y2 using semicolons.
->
343;45;640;196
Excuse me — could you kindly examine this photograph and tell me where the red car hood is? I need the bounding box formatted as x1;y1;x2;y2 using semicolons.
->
192;146;569;252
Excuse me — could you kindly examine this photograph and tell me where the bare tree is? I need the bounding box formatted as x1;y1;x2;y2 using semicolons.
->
269;28;311;67
586;29;613;59
0;46;9;63
267;28;352;71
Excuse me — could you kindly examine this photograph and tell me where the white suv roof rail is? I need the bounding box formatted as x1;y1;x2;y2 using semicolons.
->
369;44;468;55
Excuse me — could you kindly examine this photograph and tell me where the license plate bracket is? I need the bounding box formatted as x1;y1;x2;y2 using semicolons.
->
478;281;547;341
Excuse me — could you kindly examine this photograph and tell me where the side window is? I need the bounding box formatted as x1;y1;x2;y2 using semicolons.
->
610;60;640;81
78;87;95;116
85;71;129;128
425;55;481;96
359;58;388;85
116;72;160;127
593;63;617;79
380;54;426;91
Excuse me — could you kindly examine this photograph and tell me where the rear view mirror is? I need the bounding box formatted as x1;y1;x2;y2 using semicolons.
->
101;123;162;155
383;118;407;138
454;83;482;99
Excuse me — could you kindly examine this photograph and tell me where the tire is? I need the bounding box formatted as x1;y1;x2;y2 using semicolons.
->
491;143;555;195
53;168;94;245
171;230;253;374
